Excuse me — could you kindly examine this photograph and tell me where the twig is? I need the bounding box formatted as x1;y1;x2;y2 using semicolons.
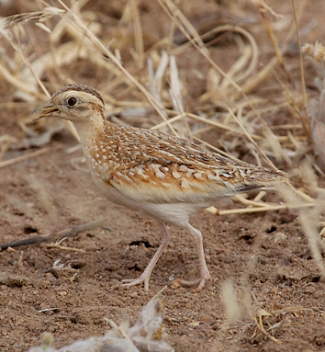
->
256;3;293;85
206;202;316;216
44;244;85;252
227;107;278;171
252;314;282;344
291;0;311;141
0;218;107;250
0;147;56;169
192;136;242;162
131;0;144;68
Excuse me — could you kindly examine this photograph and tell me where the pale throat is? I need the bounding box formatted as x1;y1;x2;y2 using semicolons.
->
72;110;105;146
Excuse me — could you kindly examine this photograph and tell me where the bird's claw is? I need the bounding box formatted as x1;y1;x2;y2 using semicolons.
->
173;271;212;291
122;275;150;292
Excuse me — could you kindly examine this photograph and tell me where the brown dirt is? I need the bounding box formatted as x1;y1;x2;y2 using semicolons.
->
1;1;325;351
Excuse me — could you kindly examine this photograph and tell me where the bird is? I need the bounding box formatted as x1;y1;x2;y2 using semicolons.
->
34;84;287;291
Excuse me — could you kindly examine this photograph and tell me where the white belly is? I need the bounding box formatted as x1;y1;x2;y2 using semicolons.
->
139;202;210;227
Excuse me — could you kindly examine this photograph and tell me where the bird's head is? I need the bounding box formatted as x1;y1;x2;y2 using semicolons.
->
33;84;105;129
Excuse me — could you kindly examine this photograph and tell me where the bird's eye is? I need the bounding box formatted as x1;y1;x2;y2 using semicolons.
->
67;97;77;107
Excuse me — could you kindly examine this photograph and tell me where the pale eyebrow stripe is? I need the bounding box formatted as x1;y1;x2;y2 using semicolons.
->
52;84;104;105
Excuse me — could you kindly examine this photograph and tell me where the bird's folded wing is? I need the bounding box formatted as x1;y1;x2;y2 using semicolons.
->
105;127;287;204
107;161;281;204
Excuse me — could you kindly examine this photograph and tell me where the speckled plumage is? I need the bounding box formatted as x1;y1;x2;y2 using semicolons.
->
35;84;287;291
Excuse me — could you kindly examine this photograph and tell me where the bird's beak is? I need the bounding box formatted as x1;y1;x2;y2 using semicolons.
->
32;102;59;121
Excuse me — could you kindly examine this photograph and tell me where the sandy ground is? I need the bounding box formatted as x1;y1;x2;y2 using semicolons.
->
1;0;325;351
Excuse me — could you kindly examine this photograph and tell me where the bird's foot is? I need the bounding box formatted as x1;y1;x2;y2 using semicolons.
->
174;271;212;291
122;273;151;292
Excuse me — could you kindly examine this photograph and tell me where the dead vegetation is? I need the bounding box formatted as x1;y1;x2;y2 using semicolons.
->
29;290;173;352
1;0;325;351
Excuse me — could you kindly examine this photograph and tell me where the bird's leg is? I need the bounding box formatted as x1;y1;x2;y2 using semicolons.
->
178;224;212;290
122;221;170;292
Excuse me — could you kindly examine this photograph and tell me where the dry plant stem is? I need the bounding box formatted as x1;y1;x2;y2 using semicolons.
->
221;213;281;343
258;8;292;85
278;183;325;277
239;0;307;97
0;147;56;169
152;112;263;140
272;124;302;130
0;61;45;100
192;136;242;162
238;56;278;97
264;128;292;166
131;0;144;69
27;26;59;89
46;6;133;86
227;108;278;171
198;24;259;84
189;112;262;140
254;190;266;202
55;0;179;137
158;0;242;94
233;194;270;208
0;218;106;250
150;113;184;131
44;244;85;252
26;174;58;223
1;18;79;141
314;162;325;177
162;0;206;50
272;61;310;142
286;181;315;203
192;122;297;143
167;12;176;54
291;0;311;141
208;202;315;216
10;33;51;99
252;315;281;344
244;101;289;120
237;223;281;344
258;10;283;65
300;213;325;278
0;142;10;161
106;320;137;349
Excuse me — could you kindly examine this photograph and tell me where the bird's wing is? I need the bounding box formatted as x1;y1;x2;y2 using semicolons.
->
106;127;286;204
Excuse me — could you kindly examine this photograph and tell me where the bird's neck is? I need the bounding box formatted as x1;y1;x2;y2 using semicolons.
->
72;113;106;146
74;118;119;152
